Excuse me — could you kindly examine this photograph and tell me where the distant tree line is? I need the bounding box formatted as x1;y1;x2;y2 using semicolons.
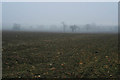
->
12;22;117;33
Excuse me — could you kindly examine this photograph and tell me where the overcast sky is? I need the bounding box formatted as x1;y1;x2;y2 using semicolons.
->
2;2;118;27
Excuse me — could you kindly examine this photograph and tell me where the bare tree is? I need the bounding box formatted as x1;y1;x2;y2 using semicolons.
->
70;24;77;32
85;24;91;31
61;22;67;33
13;23;21;31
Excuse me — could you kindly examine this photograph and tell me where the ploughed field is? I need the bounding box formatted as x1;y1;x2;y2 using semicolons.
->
2;31;118;78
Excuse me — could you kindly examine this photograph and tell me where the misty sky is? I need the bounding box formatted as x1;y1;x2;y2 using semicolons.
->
2;2;118;28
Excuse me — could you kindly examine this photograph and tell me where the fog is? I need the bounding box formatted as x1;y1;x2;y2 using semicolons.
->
2;2;118;33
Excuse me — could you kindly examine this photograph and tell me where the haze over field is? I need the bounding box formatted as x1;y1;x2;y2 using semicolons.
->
2;2;119;78
2;2;118;33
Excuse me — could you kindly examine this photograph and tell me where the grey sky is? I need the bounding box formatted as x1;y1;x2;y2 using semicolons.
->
2;2;118;27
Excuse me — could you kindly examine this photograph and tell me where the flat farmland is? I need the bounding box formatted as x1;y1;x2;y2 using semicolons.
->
2;31;119;78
